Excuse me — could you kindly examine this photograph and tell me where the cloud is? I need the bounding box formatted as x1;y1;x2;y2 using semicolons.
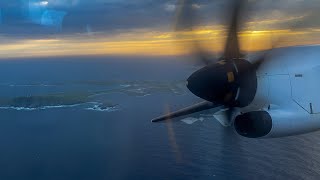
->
165;4;176;12
0;0;318;45
47;0;80;7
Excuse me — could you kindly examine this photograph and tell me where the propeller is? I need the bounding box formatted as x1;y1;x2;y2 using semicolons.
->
224;0;244;59
152;0;267;123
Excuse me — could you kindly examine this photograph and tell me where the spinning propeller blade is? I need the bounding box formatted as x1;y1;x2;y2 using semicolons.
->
224;0;245;59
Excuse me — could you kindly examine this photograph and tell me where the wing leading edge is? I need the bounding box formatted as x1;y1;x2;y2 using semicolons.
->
151;101;223;122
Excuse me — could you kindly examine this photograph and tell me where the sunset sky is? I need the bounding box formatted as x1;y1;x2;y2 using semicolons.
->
0;0;319;58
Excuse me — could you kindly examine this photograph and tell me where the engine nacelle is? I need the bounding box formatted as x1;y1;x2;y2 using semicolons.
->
234;109;319;138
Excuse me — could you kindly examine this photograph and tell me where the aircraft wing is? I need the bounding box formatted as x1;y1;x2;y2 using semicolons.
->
151;101;223;122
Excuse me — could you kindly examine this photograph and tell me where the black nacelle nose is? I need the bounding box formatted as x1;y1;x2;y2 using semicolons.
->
187;63;234;103
187;59;258;108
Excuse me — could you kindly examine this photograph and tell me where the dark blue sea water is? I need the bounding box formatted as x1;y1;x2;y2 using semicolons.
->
0;56;320;180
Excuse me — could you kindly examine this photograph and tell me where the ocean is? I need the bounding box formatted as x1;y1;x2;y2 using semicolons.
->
0;56;319;180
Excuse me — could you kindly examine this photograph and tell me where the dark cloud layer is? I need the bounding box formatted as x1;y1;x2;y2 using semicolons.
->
0;0;319;39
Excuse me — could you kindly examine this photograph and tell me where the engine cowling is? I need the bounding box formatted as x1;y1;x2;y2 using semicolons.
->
234;109;318;138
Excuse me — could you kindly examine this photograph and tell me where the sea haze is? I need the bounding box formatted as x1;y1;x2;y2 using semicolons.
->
0;56;319;180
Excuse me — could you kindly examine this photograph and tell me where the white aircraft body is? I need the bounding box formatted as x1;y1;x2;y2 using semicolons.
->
235;45;320;138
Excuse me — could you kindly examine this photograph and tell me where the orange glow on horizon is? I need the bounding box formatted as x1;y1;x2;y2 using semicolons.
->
0;27;319;59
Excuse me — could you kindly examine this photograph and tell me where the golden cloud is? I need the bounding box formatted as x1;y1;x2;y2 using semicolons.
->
0;25;319;58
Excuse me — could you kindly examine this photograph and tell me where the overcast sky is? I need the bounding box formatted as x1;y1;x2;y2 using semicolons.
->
0;0;319;58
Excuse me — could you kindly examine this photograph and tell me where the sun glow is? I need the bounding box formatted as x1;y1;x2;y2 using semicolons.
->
0;27;319;59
